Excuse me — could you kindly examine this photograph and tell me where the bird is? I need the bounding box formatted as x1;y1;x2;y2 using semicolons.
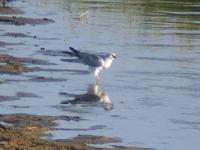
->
68;47;116;84
77;10;89;19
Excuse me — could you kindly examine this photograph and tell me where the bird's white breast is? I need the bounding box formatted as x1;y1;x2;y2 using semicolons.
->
103;58;113;69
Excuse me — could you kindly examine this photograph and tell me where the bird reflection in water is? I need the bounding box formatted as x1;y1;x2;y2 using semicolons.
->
60;84;113;111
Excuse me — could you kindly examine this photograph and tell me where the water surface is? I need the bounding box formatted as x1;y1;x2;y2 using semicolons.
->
1;0;200;150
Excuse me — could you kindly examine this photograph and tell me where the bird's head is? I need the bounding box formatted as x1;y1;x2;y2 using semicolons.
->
110;52;117;59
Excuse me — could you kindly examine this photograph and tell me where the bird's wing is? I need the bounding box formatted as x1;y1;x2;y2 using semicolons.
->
69;47;104;67
97;53;110;60
80;53;104;67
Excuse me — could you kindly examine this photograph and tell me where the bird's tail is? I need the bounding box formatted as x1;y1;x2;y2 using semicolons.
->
69;47;81;59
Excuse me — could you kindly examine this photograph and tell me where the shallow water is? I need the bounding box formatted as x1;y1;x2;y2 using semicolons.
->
1;0;200;150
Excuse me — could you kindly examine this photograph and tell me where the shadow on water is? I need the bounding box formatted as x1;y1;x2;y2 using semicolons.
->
60;84;113;111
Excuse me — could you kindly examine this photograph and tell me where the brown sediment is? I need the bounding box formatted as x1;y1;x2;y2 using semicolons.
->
0;54;54;66
0;15;55;25
2;32;37;38
0;114;80;128
0;6;24;14
0;53;58;74
0;125;70;150
0;114;56;128
0;63;27;74
0;114;147;150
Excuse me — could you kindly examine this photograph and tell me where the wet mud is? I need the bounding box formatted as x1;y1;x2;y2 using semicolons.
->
0;114;147;150
0;62;27;74
0;1;54;26
0;54;53;65
2;32;37;38
0;16;54;25
0;54;56;74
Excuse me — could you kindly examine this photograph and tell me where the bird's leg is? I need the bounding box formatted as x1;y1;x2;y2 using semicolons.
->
96;75;100;84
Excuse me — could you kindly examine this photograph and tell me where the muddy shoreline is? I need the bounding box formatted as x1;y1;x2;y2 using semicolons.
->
0;114;146;150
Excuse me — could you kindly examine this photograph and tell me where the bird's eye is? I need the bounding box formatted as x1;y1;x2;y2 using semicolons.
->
112;54;116;58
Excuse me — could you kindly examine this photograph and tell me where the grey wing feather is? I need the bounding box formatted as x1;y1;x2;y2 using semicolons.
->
80;53;104;67
97;53;110;60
